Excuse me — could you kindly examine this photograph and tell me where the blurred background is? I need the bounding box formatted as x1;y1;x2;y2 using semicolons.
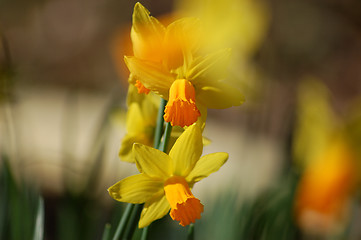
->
1;0;361;239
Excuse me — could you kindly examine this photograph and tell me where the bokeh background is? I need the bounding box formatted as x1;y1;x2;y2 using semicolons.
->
1;0;361;239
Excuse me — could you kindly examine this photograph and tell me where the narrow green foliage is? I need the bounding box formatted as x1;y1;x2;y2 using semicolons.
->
140;226;148;240
158;122;172;153
123;204;143;240
102;224;111;240
187;224;194;240
0;157;41;240
33;197;44;240
153;99;167;149
197;172;300;240
112;203;134;240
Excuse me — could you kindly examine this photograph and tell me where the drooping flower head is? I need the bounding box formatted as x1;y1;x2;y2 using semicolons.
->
108;124;228;227
125;3;244;127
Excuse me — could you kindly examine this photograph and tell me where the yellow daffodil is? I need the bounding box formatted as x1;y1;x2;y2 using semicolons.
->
119;85;159;162
124;3;244;127
294;138;356;234
108;124;228;227
293;79;358;234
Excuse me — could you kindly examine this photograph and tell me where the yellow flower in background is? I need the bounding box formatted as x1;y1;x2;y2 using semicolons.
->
293;78;358;234
125;3;244;127
174;0;269;100
119;85;159;162
174;0;269;58
294;137;357;234
109;124;228;227
293;78;337;167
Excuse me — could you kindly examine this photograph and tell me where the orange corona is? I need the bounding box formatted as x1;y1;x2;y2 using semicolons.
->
164;79;201;127
135;80;151;94
164;176;204;226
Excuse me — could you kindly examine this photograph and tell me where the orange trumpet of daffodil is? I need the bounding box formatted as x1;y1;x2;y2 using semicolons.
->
124;3;244;127
108;124;228;227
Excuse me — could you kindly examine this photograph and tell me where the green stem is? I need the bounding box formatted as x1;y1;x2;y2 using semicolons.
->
140;226;148;240
112;203;134;240
159;122;172;153
123;204;143;240
101;224;111;240
153;99;166;149
32;196;44;240
187;224;194;240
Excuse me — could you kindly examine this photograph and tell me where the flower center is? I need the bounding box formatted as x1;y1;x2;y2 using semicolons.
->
163;79;201;127
164;176;204;226
135;80;150;94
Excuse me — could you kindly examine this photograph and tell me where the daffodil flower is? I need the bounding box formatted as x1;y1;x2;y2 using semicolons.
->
119;85;159;162
294;138;356;233
125;3;244;127
108;124;228;227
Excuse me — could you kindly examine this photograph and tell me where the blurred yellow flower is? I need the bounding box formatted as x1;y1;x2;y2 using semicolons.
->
293;78;358;234
119;85;159;162
175;0;269;58
108;124;228;227
293;78;337;167
294;137;356;234
125;3;244;127
174;0;269;100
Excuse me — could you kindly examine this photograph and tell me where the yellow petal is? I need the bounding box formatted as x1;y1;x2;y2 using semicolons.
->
131;2;165;61
187;49;231;84
124;56;173;99
141;93;160;122
163;17;200;71
139;194;170;228
186;152;228;185
108;173;163;204
186;49;245;108
119;135;138;163
196;81;245;109
133;143;172;179
126;102;145;133
169;124;203;177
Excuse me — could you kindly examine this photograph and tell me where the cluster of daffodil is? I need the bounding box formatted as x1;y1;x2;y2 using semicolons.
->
108;2;244;234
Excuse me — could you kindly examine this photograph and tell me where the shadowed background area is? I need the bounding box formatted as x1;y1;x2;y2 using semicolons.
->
1;0;361;239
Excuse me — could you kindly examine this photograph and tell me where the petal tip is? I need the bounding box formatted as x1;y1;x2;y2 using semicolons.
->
134;2;148;13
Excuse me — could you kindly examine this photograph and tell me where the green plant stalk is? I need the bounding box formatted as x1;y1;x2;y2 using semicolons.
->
112;203;134;240
123;204;143;240
101;224;111;240
140;226;148;240
158;122;172;153
32;196;44;240
153;98;167;149
187;223;194;240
